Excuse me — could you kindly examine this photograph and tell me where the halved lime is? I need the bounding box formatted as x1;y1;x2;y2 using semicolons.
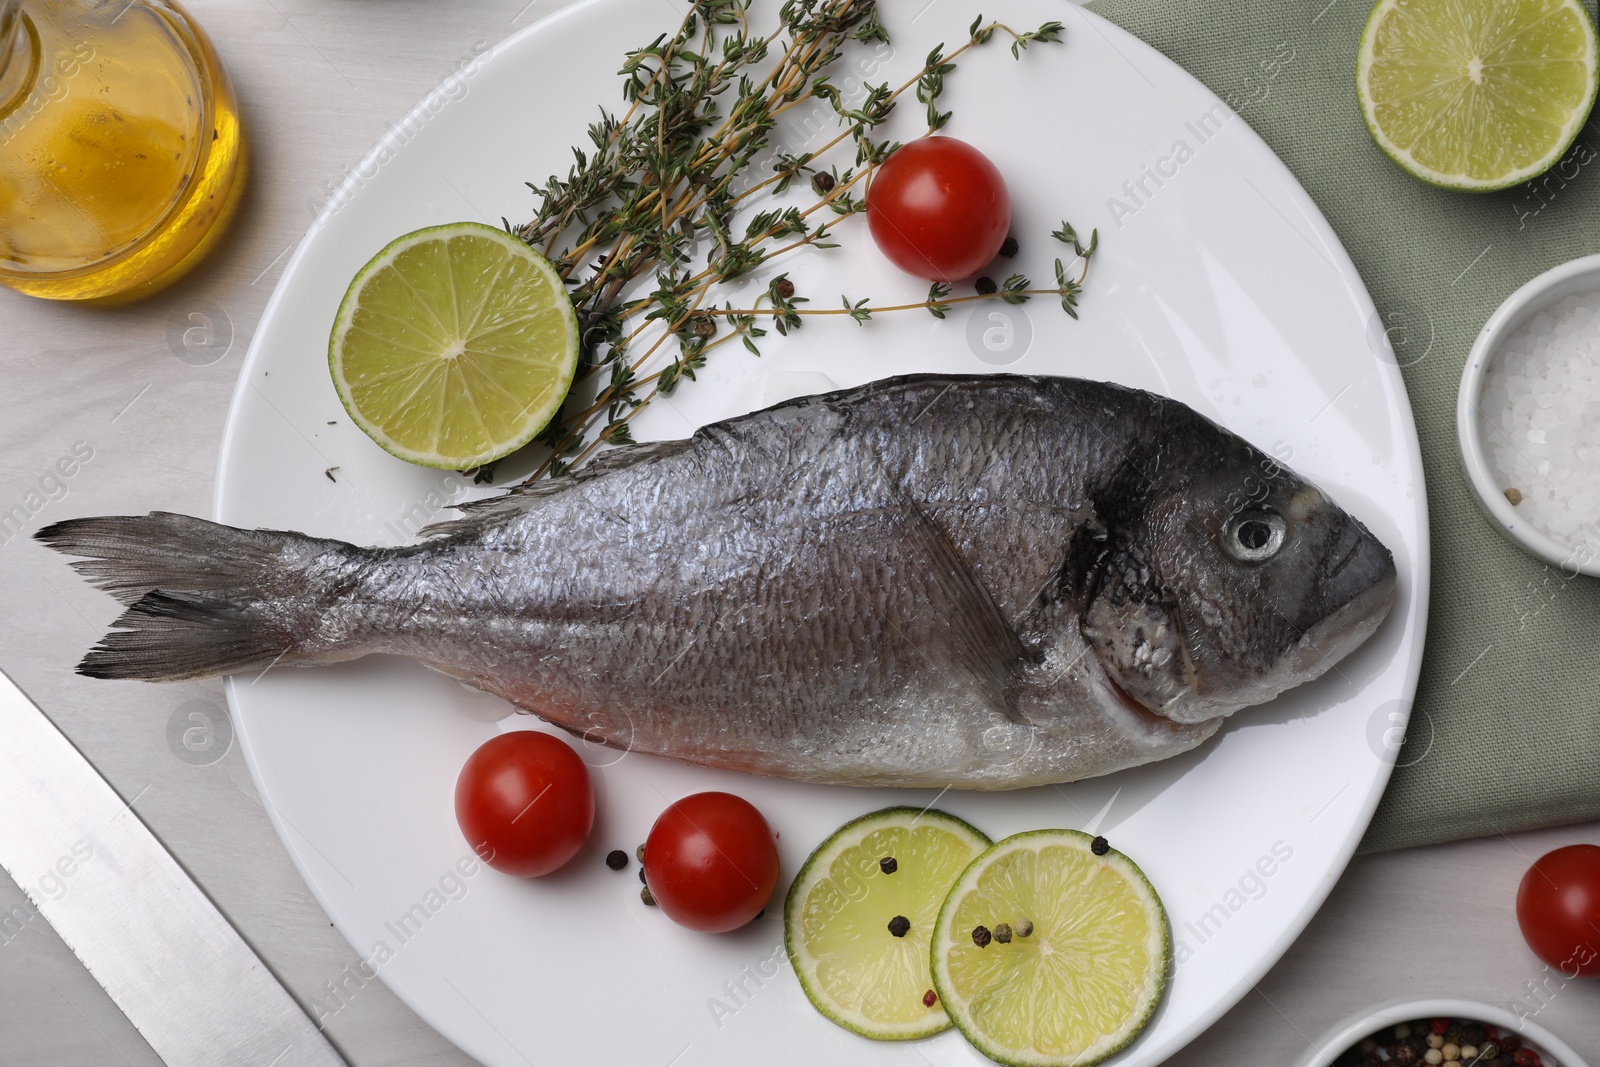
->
1356;0;1600;191
930;831;1169;1067
785;807;991;1040
330;222;579;469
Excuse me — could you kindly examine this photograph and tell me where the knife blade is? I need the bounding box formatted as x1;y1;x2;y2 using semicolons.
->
0;668;347;1067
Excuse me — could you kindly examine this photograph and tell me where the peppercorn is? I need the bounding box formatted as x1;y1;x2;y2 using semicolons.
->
972;925;992;948
1501;1037;1523;1052
923;989;938;1008
1423;1049;1443;1066
888;915;910;938
1394;1024;1413;1040
639;866;648;884
1014;919;1033;938
1428;1035;1445;1050
1361;1039;1378;1054
1393;1045;1418;1066
879;856;898;874
641;885;657;906
811;171;836;195
1091;836;1110;856
1480;1042;1501;1059
993;922;1013;944
1442;1044;1460;1061
606;849;629;871
1460;1047;1479;1062
1513;1050;1540;1067
1464;1025;1487;1045
999;236;1019;258
636;843;646;864
1431;1020;1450;1035
692;316;717;339
1445;1025;1465;1046
773;277;796;300
975;276;997;296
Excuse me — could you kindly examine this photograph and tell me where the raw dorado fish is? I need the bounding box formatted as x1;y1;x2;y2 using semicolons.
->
40;375;1397;789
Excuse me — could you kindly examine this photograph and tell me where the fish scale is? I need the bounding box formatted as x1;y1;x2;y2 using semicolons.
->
38;374;1396;789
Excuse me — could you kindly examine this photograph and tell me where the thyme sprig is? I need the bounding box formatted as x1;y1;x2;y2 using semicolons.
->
510;0;1080;483
700;224;1098;320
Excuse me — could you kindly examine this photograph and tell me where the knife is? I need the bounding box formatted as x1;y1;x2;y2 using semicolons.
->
0;667;347;1067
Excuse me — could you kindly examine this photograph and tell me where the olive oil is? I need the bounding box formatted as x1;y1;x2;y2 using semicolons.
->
0;0;244;303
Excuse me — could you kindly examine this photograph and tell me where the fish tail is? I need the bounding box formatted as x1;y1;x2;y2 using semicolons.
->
36;512;350;682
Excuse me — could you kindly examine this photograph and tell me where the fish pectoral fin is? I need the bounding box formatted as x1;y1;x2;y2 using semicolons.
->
890;501;1033;726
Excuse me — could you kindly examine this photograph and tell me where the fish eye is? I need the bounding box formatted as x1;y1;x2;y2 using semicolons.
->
1223;510;1286;562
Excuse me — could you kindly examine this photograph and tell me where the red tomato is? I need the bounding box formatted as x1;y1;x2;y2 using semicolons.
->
865;136;1010;281
644;792;780;933
455;732;593;877
1516;844;1600;977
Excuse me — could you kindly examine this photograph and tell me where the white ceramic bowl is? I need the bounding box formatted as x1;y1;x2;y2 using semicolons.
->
1458;254;1600;576
1296;998;1590;1067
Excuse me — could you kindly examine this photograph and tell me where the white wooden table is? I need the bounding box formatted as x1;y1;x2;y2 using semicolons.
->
0;1;1596;1063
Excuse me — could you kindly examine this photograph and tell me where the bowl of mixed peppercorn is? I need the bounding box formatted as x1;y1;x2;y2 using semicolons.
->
1298;1000;1589;1067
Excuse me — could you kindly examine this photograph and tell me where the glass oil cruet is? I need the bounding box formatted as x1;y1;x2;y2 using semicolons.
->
0;0;245;303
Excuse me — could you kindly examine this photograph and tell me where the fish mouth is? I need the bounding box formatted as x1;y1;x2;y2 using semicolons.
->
1286;561;1397;681
1282;511;1399;682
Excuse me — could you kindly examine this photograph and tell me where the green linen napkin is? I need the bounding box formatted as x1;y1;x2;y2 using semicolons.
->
1085;0;1600;851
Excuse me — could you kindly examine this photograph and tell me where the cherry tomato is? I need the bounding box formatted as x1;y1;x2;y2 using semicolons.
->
644;792;780;932
455;732;593;877
865;136;1010;281
1516;844;1600;977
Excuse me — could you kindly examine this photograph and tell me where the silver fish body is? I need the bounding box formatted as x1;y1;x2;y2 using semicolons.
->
40;375;1397;789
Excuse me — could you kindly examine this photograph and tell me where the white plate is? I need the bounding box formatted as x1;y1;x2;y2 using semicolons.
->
217;3;1428;1064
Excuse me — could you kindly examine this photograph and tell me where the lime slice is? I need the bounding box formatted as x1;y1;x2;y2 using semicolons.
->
930;831;1169;1067
1356;0;1600;191
330;222;579;469
785;807;991;1040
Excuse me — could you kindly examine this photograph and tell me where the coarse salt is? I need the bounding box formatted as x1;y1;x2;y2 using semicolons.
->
1479;290;1600;556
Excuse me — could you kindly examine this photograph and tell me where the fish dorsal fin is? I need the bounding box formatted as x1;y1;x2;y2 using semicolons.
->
559;437;695;480
885;500;1033;724
420;439;693;538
